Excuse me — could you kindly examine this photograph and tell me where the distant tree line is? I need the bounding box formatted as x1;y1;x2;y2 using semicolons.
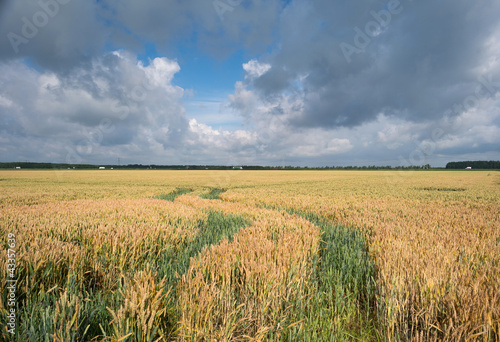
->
0;162;101;169
1;162;436;170
445;161;500;169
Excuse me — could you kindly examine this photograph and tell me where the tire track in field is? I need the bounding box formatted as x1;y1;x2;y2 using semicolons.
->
173;191;378;341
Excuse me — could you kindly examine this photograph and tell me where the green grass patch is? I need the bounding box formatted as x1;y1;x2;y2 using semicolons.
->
154;188;193;201
268;209;378;341
157;210;249;286
199;188;227;200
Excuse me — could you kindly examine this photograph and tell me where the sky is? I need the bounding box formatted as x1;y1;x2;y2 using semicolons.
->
0;0;499;167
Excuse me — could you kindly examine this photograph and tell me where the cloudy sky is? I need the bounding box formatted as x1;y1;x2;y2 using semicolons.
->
0;0;499;167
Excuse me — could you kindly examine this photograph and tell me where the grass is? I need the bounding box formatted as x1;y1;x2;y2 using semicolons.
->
154;188;193;201
157;211;250;286
199;188;227;200
269;210;378;341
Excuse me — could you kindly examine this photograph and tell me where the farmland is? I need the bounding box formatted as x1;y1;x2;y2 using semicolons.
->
1;170;499;341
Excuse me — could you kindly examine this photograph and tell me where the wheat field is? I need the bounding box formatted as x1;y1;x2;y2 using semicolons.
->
1;169;499;341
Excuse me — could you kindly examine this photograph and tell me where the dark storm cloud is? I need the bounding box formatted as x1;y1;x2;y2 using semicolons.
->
0;0;105;71
0;0;286;72
2;0;498;128
247;0;500;128
253;66;293;98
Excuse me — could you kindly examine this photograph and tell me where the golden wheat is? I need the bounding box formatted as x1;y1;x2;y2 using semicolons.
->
0;170;498;341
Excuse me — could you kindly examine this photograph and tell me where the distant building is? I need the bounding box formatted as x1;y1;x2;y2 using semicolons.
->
99;167;106;170
465;167;472;170
15;166;21;169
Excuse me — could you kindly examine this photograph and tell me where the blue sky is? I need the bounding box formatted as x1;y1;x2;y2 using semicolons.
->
0;0;499;166
173;47;250;130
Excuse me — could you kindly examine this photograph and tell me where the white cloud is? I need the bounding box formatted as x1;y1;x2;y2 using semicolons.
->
291;137;352;157
0;53;190;163
139;57;181;90
0;95;15;108
327;138;353;153
188;118;258;150
243;59;271;79
376;115;425;150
